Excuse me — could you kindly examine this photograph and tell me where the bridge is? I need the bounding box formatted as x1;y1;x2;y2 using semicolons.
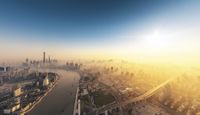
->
95;77;178;114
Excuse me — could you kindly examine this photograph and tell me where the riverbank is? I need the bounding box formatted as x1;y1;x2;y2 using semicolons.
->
73;87;80;115
20;75;60;115
28;70;80;115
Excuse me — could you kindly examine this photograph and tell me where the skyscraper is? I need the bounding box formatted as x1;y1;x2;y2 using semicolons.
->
48;56;51;63
43;52;46;63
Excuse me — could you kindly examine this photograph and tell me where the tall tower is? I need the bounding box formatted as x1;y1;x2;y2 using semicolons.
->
48;56;51;63
25;58;29;63
43;52;46;63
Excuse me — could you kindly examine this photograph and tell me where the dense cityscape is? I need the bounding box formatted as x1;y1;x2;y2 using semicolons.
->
0;0;200;115
0;52;199;115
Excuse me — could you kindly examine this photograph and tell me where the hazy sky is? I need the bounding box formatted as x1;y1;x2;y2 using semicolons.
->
0;0;200;64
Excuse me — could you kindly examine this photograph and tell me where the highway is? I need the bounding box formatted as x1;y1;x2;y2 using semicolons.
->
96;77;178;113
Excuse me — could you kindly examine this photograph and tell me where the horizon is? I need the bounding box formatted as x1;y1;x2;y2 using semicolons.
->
0;1;200;115
0;0;200;66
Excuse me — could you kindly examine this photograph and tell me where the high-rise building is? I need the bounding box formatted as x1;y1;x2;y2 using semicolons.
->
43;52;46;63
25;58;29;63
48;56;51;63
43;74;49;87
12;85;22;97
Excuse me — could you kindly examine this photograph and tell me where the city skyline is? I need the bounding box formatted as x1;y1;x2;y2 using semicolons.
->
0;1;200;115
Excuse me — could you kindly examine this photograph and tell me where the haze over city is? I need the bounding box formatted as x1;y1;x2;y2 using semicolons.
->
0;1;200;115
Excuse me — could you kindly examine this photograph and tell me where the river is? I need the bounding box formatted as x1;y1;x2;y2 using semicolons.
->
28;69;80;115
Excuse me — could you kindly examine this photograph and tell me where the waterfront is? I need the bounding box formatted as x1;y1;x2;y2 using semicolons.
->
28;70;80;115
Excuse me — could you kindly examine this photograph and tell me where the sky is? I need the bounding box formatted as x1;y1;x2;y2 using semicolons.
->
0;0;200;65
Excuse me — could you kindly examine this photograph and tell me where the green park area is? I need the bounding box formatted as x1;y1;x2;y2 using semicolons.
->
93;91;115;107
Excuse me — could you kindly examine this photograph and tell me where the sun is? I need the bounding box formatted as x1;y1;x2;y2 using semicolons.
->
137;29;171;53
117;28;174;58
152;29;160;38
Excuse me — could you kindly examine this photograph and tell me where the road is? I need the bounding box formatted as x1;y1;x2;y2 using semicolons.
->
97;77;177;113
28;69;80;115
